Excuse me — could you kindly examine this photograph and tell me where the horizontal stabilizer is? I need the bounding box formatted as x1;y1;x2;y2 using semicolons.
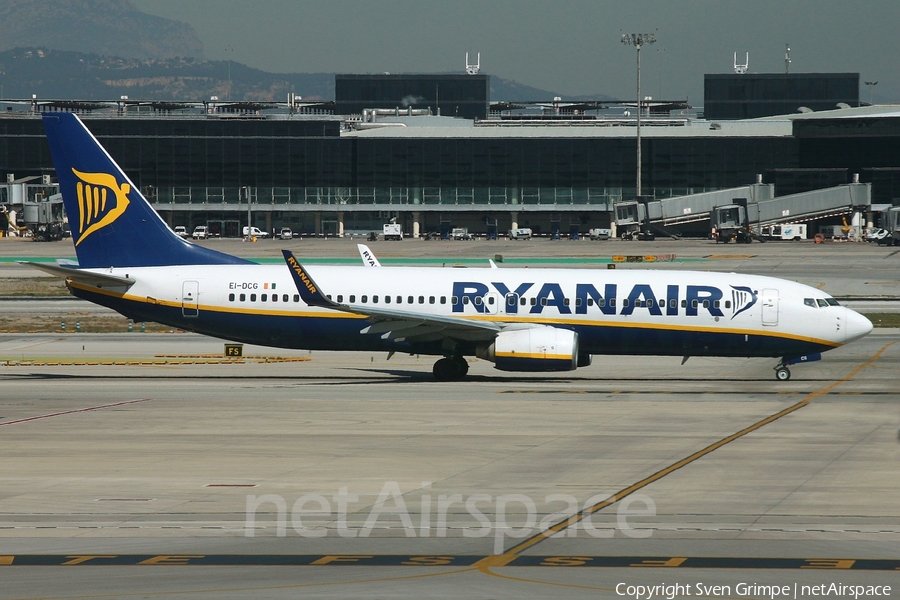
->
22;262;136;288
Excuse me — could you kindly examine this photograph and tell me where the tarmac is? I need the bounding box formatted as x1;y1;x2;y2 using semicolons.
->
0;236;898;599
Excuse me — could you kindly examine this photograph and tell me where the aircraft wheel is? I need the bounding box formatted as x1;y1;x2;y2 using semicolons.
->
775;367;791;381
452;356;469;378
433;357;468;381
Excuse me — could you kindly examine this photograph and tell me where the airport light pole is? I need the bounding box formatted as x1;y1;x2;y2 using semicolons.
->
621;32;656;198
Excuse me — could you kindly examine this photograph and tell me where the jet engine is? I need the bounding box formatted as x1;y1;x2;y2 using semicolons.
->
477;326;582;372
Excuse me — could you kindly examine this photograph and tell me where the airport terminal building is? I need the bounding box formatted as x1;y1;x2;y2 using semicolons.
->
1;73;899;238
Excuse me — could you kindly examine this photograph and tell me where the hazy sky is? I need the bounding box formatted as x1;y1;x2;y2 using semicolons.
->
131;0;898;104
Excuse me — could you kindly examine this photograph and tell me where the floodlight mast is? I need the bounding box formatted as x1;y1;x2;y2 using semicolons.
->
621;32;657;198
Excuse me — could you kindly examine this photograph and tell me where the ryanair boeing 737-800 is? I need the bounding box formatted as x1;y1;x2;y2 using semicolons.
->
30;113;872;381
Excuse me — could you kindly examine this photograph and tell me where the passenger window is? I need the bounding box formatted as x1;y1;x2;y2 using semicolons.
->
396;296;402;304
429;296;435;304
530;297;537;306
463;296;470;305
575;298;582;307
647;299;654;308
804;298;816;307
349;295;356;303
239;293;246;302
563;298;570;306
474;296;483;306
622;299;629;308
408;296;414;304
451;296;457;304
337;295;343;303
670;299;677;308
713;300;719;309
540;298;548;306
418;296;424;304
724;300;731;309
228;293;235;302
588;298;595;307
373;295;379;303
681;299;687;308
261;294;267;302
293;294;300;302
361;295;368;303
283;294;289;302
384;296;391;304
440;296;447;305
520;297;527;306
272;294;278;302
250;294;257;302
691;300;698;309
609;298;616;307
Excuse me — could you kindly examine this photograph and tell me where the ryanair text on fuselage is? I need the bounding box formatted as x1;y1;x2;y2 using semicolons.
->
450;281;756;319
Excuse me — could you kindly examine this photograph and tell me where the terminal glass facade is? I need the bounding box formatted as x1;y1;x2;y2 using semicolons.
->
704;73;860;119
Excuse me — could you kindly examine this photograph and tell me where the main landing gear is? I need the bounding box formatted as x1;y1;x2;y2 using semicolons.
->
433;356;469;381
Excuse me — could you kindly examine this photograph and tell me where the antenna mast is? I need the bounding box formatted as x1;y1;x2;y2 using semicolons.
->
733;52;749;74
465;52;481;75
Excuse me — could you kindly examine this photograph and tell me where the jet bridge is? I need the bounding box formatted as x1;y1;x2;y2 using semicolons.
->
615;180;870;239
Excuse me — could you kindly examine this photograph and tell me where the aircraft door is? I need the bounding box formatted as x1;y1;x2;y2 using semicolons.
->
761;288;778;326
483;292;501;315
182;280;199;317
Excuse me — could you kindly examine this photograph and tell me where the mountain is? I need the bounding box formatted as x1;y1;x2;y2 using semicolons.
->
0;48;611;103
0;0;203;60
0;1;611;103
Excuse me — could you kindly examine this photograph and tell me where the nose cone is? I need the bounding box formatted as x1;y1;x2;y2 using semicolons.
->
844;308;873;343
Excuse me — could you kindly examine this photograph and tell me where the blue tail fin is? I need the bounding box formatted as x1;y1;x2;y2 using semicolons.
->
42;112;251;268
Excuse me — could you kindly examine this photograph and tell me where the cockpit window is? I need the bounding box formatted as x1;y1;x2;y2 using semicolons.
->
804;298;816;307
816;298;829;308
825;298;840;306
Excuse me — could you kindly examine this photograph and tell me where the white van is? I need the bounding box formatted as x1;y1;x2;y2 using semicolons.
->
508;228;532;240
191;225;208;240
242;226;270;239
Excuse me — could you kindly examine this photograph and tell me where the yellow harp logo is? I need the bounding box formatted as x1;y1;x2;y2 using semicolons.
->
72;168;131;246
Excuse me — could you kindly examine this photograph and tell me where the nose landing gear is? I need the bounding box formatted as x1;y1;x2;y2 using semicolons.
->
774;353;822;381
774;364;791;381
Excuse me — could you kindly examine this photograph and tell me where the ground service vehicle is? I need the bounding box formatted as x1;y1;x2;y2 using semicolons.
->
383;223;403;241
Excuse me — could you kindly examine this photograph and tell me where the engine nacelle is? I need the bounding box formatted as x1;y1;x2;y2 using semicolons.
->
477;326;580;372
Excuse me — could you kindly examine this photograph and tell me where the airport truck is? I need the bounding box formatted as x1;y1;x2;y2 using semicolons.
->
383;223;403;241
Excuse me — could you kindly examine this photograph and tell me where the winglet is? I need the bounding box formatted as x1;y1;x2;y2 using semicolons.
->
357;244;381;267
282;250;335;308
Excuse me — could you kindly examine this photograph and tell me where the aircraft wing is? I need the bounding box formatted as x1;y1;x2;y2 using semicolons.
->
22;261;136;288
282;250;500;342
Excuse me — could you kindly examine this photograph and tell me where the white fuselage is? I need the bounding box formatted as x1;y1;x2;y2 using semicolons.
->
69;264;871;360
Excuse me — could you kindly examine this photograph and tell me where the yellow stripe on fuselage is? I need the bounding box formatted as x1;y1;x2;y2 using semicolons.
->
67;281;838;348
